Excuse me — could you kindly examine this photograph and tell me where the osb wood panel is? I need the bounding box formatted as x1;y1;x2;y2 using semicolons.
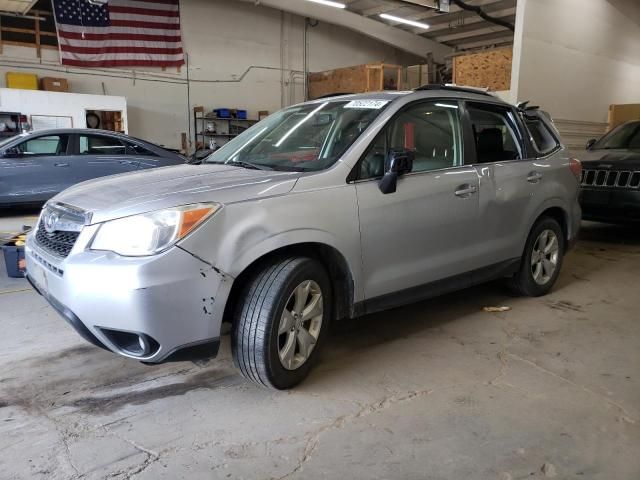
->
308;65;367;99
453;47;512;91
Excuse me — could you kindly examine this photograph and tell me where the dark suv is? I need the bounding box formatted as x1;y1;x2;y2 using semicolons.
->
580;120;640;223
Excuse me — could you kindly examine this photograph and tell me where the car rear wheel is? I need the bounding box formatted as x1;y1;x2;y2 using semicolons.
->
507;216;565;297
231;257;331;389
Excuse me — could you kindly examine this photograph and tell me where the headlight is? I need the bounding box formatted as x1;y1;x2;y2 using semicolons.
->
90;203;220;256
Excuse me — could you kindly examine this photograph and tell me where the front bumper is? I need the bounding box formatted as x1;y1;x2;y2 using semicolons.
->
580;188;640;223
25;234;232;363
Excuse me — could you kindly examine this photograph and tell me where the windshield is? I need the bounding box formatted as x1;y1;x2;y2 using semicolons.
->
592;121;640;150
205;99;389;171
0;133;25;148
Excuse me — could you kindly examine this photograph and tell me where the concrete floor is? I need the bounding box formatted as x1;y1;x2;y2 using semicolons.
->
0;210;638;480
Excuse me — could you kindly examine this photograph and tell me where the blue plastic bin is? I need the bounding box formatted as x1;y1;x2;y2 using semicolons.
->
215;108;231;119
236;110;248;120
2;244;25;278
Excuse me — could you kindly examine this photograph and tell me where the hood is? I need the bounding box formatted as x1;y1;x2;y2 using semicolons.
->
580;149;640;169
51;164;300;224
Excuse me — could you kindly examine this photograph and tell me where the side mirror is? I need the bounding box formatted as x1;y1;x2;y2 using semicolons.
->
586;138;596;150
3;147;22;158
379;148;414;194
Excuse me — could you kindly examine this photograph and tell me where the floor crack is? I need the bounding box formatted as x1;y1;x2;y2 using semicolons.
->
506;352;637;424
273;387;436;480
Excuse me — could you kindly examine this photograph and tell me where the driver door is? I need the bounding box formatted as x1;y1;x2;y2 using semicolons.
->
0;133;71;204
354;100;482;304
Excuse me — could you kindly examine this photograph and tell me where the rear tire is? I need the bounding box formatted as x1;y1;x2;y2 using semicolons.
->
507;217;565;297
231;257;331;389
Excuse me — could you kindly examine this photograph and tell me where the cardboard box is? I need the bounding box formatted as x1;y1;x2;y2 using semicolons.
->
41;77;69;92
6;72;38;90
608;104;640;131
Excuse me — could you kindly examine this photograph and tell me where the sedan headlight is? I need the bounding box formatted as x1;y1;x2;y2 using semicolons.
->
91;203;220;256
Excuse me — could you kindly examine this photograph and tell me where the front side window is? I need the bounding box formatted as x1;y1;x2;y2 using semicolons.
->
79;135;126;155
525;117;559;155
592;121;640;150
467;104;522;163
206;100;389;171
358;101;463;179
17;135;68;156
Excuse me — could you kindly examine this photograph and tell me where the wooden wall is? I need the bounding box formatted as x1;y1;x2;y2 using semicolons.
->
308;65;368;100
453;47;512;91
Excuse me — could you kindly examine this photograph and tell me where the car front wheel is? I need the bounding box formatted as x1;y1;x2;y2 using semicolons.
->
232;257;331;389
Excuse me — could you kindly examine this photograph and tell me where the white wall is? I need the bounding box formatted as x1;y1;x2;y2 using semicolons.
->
0;0;422;150
0;88;127;132
512;0;640;124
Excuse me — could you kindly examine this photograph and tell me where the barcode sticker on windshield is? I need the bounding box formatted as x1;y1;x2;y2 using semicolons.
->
344;100;389;110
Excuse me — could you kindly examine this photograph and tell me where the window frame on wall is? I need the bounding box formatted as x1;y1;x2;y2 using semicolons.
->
0;1;58;58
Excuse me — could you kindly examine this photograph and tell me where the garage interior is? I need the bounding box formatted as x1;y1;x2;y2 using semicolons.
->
1;0;639;479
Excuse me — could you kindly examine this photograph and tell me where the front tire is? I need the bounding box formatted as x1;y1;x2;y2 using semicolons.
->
231;257;331;389
508;217;565;297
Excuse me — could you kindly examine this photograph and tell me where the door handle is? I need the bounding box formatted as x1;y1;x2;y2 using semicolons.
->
54;162;69;167
527;171;543;183
454;184;478;197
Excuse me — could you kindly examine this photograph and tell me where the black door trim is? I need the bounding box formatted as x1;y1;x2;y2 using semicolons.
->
352;257;520;317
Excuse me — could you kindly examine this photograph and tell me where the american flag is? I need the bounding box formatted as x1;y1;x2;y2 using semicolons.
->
52;0;185;68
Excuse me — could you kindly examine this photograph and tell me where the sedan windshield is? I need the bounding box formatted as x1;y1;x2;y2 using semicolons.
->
592;121;640;150
205;99;389;171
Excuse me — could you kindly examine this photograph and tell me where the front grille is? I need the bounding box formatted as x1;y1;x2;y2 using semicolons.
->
35;219;80;258
581;169;640;189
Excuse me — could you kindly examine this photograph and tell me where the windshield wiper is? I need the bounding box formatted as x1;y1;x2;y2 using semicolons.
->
226;160;272;170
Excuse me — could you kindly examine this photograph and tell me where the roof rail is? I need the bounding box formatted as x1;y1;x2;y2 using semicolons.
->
414;84;494;97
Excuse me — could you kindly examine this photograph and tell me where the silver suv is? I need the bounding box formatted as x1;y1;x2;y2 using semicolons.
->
25;87;582;389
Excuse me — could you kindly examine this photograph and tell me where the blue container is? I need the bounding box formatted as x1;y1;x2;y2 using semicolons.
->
215;108;231;119
2;244;25;278
236;110;248;120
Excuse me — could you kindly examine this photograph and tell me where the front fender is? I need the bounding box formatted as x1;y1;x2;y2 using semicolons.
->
178;186;364;303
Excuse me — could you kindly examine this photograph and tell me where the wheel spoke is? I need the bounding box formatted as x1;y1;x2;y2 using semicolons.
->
542;258;555;277
296;327;316;360
539;230;549;250
544;235;558;254
301;294;322;321
293;281;311;314
280;332;296;369
532;261;542;281
278;310;295;335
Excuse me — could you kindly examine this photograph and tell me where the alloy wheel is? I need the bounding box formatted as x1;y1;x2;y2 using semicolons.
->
530;229;560;285
277;280;324;370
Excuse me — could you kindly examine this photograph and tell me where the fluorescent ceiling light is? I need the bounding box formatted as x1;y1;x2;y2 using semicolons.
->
379;13;430;29
306;0;346;8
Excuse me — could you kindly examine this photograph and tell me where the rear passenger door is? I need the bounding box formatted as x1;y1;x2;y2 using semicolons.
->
464;102;541;264
355;100;483;301
70;133;140;183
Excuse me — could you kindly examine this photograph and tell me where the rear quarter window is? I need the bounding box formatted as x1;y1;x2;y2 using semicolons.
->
525;118;559;155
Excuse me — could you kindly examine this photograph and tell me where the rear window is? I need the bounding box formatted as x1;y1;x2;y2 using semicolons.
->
525;118;559;155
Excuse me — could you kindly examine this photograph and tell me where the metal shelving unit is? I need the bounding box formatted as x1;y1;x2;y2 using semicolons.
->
0;111;24;138
193;106;257;152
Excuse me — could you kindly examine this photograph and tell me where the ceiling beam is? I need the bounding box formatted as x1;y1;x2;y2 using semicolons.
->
422;8;515;34
242;0;452;62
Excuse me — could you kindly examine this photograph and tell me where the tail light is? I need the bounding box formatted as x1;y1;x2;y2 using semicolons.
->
569;158;582;181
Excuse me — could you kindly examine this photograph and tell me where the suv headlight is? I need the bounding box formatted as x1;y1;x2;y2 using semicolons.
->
90;203;220;256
